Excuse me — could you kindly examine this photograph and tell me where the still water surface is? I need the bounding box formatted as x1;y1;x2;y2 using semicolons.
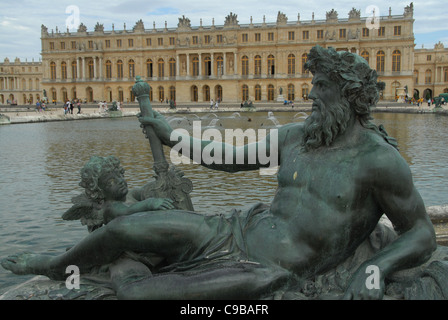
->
0;111;447;292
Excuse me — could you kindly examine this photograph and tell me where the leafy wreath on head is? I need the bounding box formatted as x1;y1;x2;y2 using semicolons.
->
305;46;397;150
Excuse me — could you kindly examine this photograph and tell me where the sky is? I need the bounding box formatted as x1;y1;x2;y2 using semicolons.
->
0;0;447;62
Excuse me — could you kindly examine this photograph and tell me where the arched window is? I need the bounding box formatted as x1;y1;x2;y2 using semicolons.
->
204;56;211;76
106;60;112;78
217;56;224;76
241;56;249;76
86;87;93;102
71;61;77;79
254;55;261;76
88;60;94;79
268;84;275;101
50;62;56;80
203;85;210;102
169;86;176;101
242;84;249;101
169;58;176;77
129;59;135;78
361;51;369;64
192;57;199;76
267;55;275;75
191;85;198;102
215;85;223;101
288;84;295;101
158;86;165;102
301;54;308;74
158;59;165;78
302;84;310;99
392;50;401;72
376;51;385;72
61;62;67;80
106;87;112;102
425;69;432;84
391;81;400;99
146;59;153;78
51;88;57;101
117;60;123;78
288;54;295;75
255;85;261;101
61;87;68;102
118;88;124;102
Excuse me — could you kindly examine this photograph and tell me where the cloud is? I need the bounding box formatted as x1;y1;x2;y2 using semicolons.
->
0;16;32;31
1;1;447;60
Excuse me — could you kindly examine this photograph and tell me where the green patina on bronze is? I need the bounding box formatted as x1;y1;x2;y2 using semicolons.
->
2;46;448;300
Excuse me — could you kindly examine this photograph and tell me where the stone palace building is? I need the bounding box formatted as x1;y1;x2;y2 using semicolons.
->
1;3;448;105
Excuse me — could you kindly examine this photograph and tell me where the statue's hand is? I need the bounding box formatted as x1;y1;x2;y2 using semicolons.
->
144;198;175;211
138;111;173;145
342;264;386;300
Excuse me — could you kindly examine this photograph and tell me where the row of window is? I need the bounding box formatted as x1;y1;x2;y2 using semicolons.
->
0;77;40;90
48;25;401;51
48;50;404;80
0;66;40;73
49;82;310;103
361;50;402;72
414;68;448;84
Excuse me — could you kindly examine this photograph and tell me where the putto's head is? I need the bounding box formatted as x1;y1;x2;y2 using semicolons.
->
305;45;385;116
79;156;126;202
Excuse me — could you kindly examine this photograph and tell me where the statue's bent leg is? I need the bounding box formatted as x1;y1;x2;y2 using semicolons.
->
113;263;291;300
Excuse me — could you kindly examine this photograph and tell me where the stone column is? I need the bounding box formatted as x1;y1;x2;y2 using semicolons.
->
223;53;226;76
93;57;97;79
99;57;103;80
77;58;80;80
187;54;190;77
386;48;391;74
211;53;214;77
234;52;238;75
199;53;202;77
82;57;86;80
176;55;180;77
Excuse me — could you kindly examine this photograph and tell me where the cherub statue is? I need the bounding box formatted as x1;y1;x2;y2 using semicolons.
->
62;155;175;232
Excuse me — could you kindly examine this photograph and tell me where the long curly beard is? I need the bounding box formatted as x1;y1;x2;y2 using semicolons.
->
302;98;352;151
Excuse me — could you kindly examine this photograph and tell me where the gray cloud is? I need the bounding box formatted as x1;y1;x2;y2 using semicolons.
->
0;0;446;60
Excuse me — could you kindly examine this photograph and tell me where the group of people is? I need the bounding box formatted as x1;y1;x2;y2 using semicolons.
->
34;100;47;112
401;96;447;108
240;100;255;108
98;101;109;112
210;98;220;110
64;99;82;114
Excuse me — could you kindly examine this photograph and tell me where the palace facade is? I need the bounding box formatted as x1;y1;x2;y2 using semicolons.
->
1;3;448;106
0;58;42;105
414;42;448;100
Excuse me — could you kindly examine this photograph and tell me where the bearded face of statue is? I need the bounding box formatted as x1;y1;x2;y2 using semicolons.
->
302;71;353;151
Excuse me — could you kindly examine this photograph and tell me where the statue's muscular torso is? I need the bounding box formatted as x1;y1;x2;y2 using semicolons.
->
245;121;395;277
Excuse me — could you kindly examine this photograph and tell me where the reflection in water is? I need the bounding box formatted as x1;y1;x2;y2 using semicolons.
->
0;111;447;291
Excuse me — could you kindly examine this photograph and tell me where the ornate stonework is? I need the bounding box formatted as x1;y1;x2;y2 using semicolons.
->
2;3;447;106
